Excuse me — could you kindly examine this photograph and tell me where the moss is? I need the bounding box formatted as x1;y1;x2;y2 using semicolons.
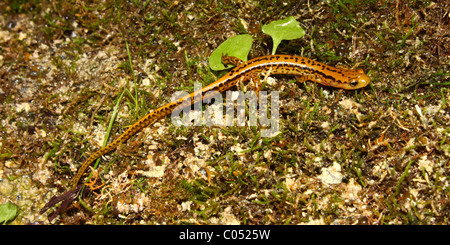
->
0;0;448;225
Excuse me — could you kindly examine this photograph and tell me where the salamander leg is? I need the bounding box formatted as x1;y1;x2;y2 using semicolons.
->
335;64;349;69
221;54;244;67
250;72;262;96
236;72;261;100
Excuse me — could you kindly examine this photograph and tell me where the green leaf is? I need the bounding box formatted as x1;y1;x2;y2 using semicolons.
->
0;202;18;224
209;34;253;71
262;16;305;55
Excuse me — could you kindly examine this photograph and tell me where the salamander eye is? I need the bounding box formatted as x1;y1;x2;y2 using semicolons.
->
349;80;359;87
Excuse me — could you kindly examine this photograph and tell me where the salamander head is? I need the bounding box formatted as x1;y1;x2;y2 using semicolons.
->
344;69;370;90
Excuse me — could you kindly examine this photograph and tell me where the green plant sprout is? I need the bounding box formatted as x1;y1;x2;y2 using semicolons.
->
209;16;305;70
262;16;305;55
0;202;18;224
209;34;253;71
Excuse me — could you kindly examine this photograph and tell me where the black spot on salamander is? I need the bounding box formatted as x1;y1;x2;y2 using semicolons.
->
326;67;338;73
315;70;337;82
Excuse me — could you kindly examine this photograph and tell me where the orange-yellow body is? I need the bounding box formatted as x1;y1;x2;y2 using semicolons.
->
71;54;370;189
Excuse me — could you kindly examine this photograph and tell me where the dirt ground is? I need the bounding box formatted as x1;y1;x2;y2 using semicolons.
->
0;0;449;225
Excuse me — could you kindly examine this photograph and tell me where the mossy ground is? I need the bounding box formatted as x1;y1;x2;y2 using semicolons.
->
0;0;448;224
